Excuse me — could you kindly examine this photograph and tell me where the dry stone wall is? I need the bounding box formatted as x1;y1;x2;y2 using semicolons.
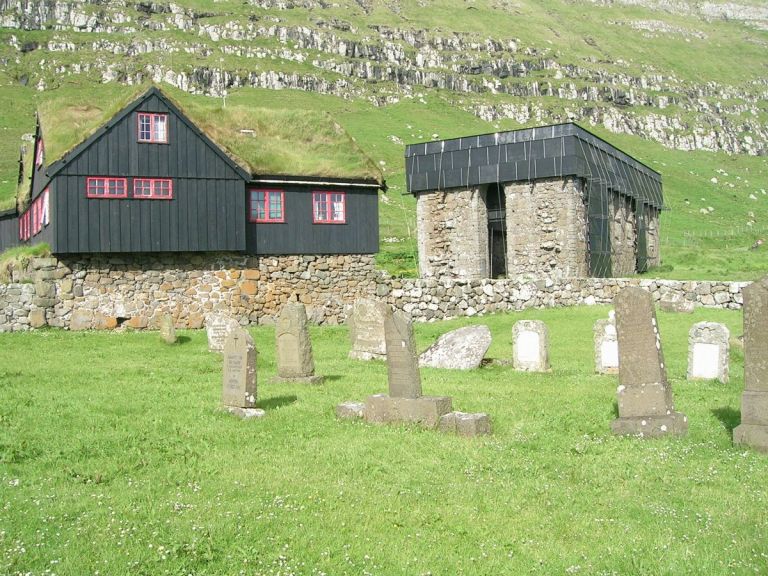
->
0;256;751;332
609;192;637;277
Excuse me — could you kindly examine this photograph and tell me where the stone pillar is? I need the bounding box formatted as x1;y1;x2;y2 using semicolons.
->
505;177;588;279
611;287;687;437
734;276;768;452
415;187;488;280
609;192;637;277
647;207;661;268
687;322;729;383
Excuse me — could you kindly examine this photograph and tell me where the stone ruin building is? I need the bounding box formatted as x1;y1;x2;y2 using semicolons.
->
405;123;663;280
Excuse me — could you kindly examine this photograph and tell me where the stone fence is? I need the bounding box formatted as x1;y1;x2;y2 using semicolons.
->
0;255;751;332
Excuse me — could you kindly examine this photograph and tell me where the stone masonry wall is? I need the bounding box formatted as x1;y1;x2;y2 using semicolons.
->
647;207;661;267
0;255;750;332
506;177;590;279
416;187;488;280
610;192;637;277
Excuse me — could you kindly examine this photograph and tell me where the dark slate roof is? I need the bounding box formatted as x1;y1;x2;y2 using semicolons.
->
404;123;663;209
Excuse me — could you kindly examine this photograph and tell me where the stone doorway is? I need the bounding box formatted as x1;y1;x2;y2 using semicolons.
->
486;183;507;278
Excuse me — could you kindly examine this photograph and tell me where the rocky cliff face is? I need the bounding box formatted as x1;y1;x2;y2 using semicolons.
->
1;0;766;154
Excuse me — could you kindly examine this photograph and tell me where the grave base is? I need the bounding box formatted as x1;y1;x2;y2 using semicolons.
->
438;411;492;437
225;406;266;419
271;375;325;385
363;394;453;429
610;412;688;438
336;401;365;420
734;424;768;453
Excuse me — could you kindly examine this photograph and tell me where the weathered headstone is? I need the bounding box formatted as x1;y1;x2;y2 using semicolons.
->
438;411;492;436
159;313;177;344
339;309;491;435
687;322;729;383
513;320;550;372
611;287;688;437
222;328;263;419
273;302;324;384
659;293;695;314
734;276;768;453
206;313;241;353
418;325;492;370
594;316;619;374
348;298;388;360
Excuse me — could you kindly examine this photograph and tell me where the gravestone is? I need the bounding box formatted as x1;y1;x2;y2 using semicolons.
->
205;313;241;353
438;411;492;436
159;313;177;344
222;328;263;419
594;315;619;374
418;325;492;370
659;293;695;314
273;302;324;384
339;309;491;435
513;320;550;372
734;276;768;453
611;287;687;437
348;298;388;360
687;322;729;383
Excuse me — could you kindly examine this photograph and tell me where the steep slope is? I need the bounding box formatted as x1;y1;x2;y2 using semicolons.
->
0;0;766;278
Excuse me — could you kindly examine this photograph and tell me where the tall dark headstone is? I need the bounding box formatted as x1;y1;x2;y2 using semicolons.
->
734;276;768;453
611;287;688;437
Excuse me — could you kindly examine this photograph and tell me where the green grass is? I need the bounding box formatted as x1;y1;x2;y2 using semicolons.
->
0;243;50;282
2;307;767;574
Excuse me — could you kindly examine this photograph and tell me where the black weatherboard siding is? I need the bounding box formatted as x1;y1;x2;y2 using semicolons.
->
246;184;379;255
0;211;17;253
46;89;247;254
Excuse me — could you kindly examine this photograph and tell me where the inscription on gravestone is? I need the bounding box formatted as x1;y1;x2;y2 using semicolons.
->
385;310;422;399
611;287;687;437
222;328;257;409
206;313;241;353
348;299;388;360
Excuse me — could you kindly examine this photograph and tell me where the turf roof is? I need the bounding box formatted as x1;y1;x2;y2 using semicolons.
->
36;82;382;183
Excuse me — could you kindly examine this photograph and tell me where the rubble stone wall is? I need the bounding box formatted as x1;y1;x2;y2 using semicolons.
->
505;177;590;279
416;186;488;280
610;192;637;277
0;255;750;332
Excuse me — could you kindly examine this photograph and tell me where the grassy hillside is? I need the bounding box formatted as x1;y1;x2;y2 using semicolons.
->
1;0;767;278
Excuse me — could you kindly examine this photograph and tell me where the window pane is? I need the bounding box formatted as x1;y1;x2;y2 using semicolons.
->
139;115;151;140
154;115;167;142
314;194;327;221
268;192;282;219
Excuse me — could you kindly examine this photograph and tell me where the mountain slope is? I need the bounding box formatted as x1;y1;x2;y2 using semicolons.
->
0;0;766;278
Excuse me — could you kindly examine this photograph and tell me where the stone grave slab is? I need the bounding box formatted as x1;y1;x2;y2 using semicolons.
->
438;411;492;437
418;325;492;370
687;322;729;383
206;313;241;353
659;293;695;314
611;286;688;438
159;313;177;344
348;298;388;360
735;276;768;453
594;316;619;374
222;328;259;418
513;320;550;372
272;302;324;384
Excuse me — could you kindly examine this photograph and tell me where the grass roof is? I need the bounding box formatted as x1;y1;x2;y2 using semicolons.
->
36;82;382;183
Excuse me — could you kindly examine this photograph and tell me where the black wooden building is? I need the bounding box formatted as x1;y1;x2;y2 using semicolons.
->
1;86;382;256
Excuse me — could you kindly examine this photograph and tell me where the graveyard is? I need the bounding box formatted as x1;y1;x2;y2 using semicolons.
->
2;305;767;575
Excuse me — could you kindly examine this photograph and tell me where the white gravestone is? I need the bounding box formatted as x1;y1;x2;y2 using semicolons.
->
513;320;550;372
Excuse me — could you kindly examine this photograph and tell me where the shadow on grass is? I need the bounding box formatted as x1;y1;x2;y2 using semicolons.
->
258;395;298;410
323;375;344;382
712;406;741;438
175;336;192;345
612;401;619;418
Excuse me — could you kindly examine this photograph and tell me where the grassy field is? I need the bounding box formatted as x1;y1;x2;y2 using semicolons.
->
2;307;766;575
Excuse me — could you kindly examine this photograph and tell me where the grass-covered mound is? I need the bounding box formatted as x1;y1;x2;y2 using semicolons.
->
1;307;765;574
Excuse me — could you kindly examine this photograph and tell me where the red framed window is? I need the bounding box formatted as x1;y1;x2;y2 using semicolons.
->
134;178;173;200
137;113;168;143
312;191;345;224
18;210;31;241
249;189;284;223
86;177;127;198
35;138;44;167
41;188;50;227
